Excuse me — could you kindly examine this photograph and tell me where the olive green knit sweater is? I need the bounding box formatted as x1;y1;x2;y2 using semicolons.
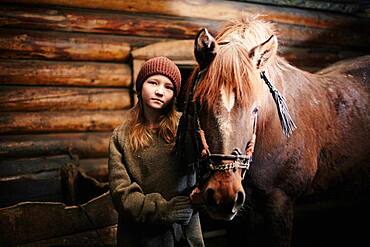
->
108;123;204;247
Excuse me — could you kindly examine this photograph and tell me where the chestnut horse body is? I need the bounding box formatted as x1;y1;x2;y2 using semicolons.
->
177;15;370;246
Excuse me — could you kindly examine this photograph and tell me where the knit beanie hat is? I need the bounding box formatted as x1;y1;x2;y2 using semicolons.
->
136;56;182;97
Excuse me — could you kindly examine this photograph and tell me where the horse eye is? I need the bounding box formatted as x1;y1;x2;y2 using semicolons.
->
252;106;259;114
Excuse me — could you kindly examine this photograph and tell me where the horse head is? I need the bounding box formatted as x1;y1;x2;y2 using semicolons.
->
187;16;287;220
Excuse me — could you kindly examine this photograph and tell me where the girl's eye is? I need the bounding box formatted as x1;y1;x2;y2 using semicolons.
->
165;85;174;91
148;80;157;85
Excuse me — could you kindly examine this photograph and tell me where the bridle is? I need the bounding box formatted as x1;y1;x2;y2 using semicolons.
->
176;69;258;185
176;65;297;186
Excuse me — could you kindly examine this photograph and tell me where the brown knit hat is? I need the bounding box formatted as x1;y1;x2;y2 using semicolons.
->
136;56;182;96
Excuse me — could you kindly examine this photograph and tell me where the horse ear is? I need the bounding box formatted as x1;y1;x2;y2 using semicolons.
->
249;35;278;70
194;28;218;69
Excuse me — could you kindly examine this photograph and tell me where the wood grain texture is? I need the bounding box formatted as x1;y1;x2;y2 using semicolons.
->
0;59;131;87
0;110;128;134
16;224;117;247
0;5;369;49
0;5;219;39
0;28;130;61
0;192;117;246
0;154;73;177
4;0;369;31
0;86;131;111
0;132;112;158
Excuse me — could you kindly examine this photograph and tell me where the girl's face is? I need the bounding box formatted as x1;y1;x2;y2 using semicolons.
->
141;74;175;110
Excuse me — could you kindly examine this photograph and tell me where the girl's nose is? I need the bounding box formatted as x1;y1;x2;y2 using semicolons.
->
155;86;164;96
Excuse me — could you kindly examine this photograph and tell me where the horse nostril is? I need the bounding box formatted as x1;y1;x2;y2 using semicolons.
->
206;188;216;207
234;191;245;211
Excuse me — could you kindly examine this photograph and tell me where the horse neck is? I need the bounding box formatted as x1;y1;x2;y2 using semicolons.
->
256;57;312;144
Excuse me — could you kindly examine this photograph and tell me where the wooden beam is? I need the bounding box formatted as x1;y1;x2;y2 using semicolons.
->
131;39;364;71
4;0;369;31
0;5;369;50
0;170;63;207
0;110;128;134
0;154;73;177
0;28;130;61
0;59;132;87
0;86;132;112
279;46;362;68
79;158;108;182
237;0;360;14
0;132;112;158
132;39;195;61
0;5;219;40
16;225;117;247
0;192;117;246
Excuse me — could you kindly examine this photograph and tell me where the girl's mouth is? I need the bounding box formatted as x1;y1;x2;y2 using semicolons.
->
151;98;163;103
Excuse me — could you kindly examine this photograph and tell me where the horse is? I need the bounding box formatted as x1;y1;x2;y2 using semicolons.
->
175;15;370;247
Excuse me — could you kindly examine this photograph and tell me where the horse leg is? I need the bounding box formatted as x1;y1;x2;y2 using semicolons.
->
262;188;294;247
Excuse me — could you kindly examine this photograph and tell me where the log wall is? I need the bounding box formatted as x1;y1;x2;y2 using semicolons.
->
0;0;369;245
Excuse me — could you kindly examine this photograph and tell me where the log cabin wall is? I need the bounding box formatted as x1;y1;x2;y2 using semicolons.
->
0;0;369;245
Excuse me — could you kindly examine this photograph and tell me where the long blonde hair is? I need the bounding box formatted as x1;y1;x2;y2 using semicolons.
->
126;99;179;152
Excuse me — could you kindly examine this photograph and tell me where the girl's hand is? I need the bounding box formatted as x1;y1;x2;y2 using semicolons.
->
164;196;193;225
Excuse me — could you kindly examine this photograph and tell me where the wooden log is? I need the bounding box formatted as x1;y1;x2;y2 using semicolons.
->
0;154;73;177
132;39;195;61
60;162;109;206
0;132;112;158
4;0;369;31
0;169;63;207
79;158;108;182
0;192;118;246
0;5;219;40
16;224;117;247
131;39;364;73
278;46;362;68
0;86;132;112
0;59;131;87
0;28;130;61
240;0;360;14
0;5;369;49
0;110;128;134
0;154;109;208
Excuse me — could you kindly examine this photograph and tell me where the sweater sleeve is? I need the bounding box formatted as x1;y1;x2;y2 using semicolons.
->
108;128;192;225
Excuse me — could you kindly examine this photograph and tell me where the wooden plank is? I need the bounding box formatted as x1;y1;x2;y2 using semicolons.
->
0;5;219;40
79;158;108;182
0;5;369;49
0;170;63;207
0;86;132;112
237;0;360;14
0;155;72;177
0;59;131;87
0;132;112;158
16;224;117;247
132;39;195;61
131;39;364;71
0;28;130;61
0;110;128;134
278;46;362;68
0;192;118;246
4;0;369;31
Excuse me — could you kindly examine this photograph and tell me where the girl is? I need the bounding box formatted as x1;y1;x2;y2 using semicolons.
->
108;57;204;247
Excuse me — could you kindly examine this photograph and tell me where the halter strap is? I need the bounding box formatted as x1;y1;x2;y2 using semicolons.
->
196;108;258;172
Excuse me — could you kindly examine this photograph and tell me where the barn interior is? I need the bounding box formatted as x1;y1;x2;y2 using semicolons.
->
0;0;369;246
